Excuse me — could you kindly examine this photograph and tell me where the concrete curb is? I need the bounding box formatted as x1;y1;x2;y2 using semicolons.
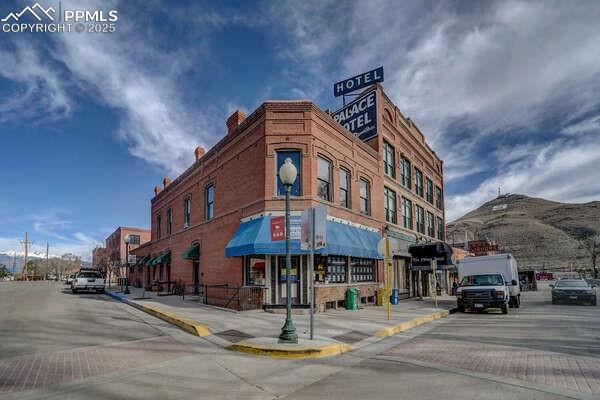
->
106;291;211;337
374;309;452;338
228;340;352;359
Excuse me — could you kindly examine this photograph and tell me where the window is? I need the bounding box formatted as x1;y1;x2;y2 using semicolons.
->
426;178;433;204
156;215;161;240
402;197;413;229
436;216;444;240
350;257;375;282
166;208;173;236
359;178;370;215
317;156;332;201
384;187;397;224
427;211;435;237
401;157;411;188
184;197;191;227
245;256;266;286
383;141;395;178
205;184;214;220
435;186;443;209
324;255;347;283
339;168;351;208
276;150;301;196
416;205;425;234
415;169;423;197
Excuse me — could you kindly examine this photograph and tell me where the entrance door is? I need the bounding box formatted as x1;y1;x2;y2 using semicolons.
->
192;260;200;295
278;255;300;305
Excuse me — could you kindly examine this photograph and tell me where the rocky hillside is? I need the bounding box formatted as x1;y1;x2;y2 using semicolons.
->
446;194;600;269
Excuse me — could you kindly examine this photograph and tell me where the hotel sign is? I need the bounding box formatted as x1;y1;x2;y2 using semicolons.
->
333;66;384;97
331;90;378;142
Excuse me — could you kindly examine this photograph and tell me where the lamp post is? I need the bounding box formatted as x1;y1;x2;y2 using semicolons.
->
124;234;131;295
278;158;298;343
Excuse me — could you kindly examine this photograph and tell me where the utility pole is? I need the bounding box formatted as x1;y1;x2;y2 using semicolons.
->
12;251;16;275
21;232;31;280
46;242;50;280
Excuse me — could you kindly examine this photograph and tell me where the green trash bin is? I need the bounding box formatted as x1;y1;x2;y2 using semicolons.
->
346;287;359;310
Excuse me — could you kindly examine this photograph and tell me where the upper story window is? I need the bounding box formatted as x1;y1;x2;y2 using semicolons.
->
427;211;435;237
317;156;332;202
184;197;191;227
426;178;433;204
156;214;162;240
435;186;443;209
416;205;425;234
383;141;395;178
402;197;413;230
129;234;140;245
339;168;351;208
167;208;173;236
359;178;370;215
276;150;301;196
205;184;214;221
401;157;411;189
436;216;444;240
384;187;397;224
415;168;424;197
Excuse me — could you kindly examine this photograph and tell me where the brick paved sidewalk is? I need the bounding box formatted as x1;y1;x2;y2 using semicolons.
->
386;337;600;395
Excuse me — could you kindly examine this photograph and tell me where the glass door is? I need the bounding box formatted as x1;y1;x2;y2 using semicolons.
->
278;255;300;305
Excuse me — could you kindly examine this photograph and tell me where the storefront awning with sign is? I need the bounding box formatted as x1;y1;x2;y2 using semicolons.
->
408;242;454;271
151;251;171;265
136;255;150;266
181;243;200;260
225;216;382;259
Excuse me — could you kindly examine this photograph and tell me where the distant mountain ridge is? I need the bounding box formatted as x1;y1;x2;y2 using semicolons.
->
446;194;600;269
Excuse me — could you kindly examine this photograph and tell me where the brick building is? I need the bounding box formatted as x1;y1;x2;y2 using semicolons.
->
130;83;446;310
102;227;150;283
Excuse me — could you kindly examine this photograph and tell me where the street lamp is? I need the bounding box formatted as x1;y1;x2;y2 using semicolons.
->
278;158;298;343
124;234;131;295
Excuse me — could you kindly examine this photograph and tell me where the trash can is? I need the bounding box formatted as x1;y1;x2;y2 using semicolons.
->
377;288;389;306
346;287;359;310
390;288;399;305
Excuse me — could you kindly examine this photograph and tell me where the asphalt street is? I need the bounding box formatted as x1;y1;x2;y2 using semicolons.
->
0;281;598;400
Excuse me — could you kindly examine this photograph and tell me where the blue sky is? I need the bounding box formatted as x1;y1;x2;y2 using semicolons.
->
1;0;600;259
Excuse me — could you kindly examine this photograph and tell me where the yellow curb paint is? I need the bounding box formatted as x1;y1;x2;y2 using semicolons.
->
228;341;352;359
375;310;451;338
141;304;211;337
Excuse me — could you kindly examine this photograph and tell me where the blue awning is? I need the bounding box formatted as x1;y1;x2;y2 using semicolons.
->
225;216;382;259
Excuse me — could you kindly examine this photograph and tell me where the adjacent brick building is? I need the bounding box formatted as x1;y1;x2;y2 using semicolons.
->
130;84;446;310
100;227;150;283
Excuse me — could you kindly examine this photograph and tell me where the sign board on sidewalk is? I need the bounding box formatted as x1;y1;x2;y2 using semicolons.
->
127;254;136;264
333;66;384;97
331;90;378;142
301;207;327;250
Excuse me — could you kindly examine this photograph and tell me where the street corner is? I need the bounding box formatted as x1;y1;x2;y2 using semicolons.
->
375;309;451;338
228;337;352;359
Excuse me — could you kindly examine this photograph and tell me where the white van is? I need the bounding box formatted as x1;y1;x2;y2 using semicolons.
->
456;254;521;314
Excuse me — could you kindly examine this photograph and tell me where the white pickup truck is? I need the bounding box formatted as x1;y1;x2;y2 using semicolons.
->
456;254;521;314
71;270;105;294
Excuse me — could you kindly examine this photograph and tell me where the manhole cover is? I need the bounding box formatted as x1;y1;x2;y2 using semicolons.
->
215;330;254;343
332;330;369;344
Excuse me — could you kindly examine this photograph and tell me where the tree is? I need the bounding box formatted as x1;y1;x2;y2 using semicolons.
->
580;234;600;278
0;264;9;279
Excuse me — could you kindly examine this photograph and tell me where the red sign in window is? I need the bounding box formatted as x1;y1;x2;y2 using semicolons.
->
270;216;285;241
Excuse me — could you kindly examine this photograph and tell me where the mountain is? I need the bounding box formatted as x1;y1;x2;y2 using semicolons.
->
446;194;600;269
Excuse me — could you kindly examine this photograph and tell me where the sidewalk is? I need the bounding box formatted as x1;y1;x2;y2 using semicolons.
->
108;286;456;358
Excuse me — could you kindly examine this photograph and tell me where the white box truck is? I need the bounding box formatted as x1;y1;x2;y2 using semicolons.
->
456;254;521;314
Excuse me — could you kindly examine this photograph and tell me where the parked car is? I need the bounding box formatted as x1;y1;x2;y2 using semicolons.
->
71;271;105;294
455;254;521;314
551;279;596;305
65;274;76;285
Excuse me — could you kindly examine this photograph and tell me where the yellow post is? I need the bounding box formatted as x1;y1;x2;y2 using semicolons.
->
386;235;391;320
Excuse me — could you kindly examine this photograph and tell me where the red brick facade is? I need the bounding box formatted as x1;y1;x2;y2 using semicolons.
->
130;84;445;309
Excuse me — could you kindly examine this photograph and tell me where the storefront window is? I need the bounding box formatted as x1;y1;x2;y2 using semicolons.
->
315;255;347;284
245;256;266;286
350;257;375;282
